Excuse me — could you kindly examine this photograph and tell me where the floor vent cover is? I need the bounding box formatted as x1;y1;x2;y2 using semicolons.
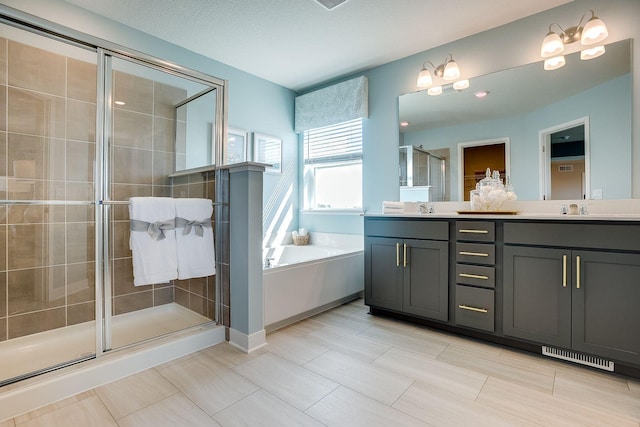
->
542;346;614;371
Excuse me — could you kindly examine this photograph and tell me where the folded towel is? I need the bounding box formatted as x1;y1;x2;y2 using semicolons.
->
129;197;178;286
175;198;216;280
382;201;405;208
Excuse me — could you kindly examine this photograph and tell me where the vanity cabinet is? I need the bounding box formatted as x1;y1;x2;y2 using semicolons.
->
365;219;449;321
503;222;640;366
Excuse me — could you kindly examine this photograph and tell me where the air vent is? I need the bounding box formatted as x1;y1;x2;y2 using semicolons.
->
558;164;574;172
315;0;348;10
542;346;614;371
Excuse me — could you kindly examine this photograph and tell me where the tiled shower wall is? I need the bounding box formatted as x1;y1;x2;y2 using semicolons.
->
0;38;98;341
0;36;218;343
108;67;187;318
171;171;219;321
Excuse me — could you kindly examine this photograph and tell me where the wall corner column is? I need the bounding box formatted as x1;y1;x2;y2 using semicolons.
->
227;162;266;352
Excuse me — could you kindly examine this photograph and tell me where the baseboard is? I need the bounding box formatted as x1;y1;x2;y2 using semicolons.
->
265;292;363;333
228;328;267;353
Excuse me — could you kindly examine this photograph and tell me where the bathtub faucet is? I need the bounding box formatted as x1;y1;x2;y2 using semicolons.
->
264;257;274;268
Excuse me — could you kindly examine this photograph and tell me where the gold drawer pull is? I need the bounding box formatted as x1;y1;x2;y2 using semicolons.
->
459;273;489;280
396;243;400;267
562;255;567;288
459;251;489;257
576;255;581;289
458;304;488;313
459;229;489;234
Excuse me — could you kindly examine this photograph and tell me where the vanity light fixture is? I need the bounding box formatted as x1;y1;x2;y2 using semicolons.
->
540;10;608;70
417;54;468;94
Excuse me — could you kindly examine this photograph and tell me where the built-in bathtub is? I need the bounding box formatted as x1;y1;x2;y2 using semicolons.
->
263;232;364;331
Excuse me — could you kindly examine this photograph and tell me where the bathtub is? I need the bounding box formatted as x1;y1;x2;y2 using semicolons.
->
263;232;364;331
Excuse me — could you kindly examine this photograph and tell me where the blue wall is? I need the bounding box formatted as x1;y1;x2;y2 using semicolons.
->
9;0;640;239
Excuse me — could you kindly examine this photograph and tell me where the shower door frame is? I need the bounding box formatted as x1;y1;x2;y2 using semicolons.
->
1;4;228;369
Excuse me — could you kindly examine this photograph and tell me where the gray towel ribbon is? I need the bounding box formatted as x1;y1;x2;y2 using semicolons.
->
175;217;212;237
130;219;176;241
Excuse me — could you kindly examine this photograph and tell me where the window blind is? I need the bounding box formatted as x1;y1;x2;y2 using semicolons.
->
304;118;362;164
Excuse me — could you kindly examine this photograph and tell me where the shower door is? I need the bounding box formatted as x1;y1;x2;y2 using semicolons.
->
0;10;226;385
0;22;99;385
100;54;222;351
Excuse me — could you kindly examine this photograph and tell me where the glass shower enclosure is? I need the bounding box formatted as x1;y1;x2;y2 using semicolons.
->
0;9;226;386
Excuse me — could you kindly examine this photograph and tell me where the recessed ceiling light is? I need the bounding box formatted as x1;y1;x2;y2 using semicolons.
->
400;121;409;127
114;100;126;105
474;90;489;98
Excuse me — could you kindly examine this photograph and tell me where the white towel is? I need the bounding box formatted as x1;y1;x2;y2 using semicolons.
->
175;198;216;280
129;197;178;286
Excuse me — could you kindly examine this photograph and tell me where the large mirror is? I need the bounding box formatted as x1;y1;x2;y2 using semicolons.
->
399;39;632;201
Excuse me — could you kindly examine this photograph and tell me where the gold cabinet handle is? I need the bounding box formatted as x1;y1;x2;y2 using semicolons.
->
459;229;489;234
459;273;489;280
576;255;580;289
403;243;407;267
396;243;400;267
458;304;488;313
459;251;489;257
562;255;567;287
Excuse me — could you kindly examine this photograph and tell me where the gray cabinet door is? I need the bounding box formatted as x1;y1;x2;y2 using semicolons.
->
503;246;572;348
572;250;640;366
403;239;449;321
365;237;403;311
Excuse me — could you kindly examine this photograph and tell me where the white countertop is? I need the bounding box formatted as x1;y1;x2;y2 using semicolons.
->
375;200;640;222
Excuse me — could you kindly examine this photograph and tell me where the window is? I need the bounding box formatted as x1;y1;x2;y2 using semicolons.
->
303;118;363;210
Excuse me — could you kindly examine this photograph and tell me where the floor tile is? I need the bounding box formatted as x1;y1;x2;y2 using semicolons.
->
117;394;219;427
214;390;323;427
436;345;556;393
358;323;449;357
629;379;640;394
312;309;371;333
15;395;117;427
477;376;638;426
552;370;640;423
307;324;391;362
266;328;329;365
373;347;487;400
303;350;413;405
95;368;178;419
0;419;14;427
12;391;96;424
233;352;338;411
393;380;538;427
306;386;429;427
157;354;258;415
195;342;268;369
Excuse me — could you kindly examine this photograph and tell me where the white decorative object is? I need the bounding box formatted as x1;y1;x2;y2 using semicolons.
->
469;168;517;211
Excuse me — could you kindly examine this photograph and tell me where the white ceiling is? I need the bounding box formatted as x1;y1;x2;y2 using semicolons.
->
62;0;571;91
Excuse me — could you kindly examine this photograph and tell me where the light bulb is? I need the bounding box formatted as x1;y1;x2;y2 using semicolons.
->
544;55;566;71
417;68;432;88
581;16;608;45
427;86;442;96
453;79;469;91
443;60;460;80
541;31;564;58
581;45;605;60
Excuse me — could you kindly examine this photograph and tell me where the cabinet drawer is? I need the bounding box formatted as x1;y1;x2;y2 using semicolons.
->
365;218;449;240
456;221;495;242
455;285;494;332
456;264;495;288
456;242;495;265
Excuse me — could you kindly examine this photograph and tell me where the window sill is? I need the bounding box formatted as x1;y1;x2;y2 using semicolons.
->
301;209;364;215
